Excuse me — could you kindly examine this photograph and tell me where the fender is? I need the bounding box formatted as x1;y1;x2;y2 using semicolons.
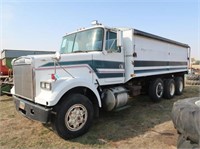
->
35;77;102;107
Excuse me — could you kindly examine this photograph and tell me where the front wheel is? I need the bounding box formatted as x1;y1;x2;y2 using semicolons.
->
52;94;94;140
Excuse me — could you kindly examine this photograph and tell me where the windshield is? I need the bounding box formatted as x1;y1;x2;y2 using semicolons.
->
60;28;104;54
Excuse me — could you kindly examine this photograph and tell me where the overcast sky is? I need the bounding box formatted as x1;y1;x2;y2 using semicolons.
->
1;0;199;59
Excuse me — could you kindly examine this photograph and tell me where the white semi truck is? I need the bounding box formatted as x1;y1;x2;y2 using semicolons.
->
11;22;190;139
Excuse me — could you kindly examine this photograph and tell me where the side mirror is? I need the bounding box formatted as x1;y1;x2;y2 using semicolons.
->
52;51;61;61
11;58;16;66
117;30;123;47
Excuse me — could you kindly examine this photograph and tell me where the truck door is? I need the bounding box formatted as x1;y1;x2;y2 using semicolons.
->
93;30;125;85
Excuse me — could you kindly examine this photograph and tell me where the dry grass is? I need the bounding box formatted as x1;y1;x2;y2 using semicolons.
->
0;86;199;149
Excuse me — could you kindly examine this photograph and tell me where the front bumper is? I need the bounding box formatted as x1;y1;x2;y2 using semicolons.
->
13;95;52;123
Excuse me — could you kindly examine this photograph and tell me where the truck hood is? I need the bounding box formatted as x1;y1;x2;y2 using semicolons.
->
12;54;55;67
22;52;95;69
12;52;96;78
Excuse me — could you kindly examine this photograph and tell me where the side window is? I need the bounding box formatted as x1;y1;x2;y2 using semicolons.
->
106;31;119;52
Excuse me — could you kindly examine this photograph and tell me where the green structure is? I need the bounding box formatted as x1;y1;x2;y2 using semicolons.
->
0;49;55;95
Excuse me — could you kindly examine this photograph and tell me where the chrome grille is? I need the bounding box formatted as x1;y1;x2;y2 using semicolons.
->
13;64;34;100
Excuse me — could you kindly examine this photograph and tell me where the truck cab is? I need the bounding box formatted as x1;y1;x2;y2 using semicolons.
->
59;25;125;85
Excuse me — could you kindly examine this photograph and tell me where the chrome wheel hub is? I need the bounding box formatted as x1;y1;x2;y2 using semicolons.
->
179;81;183;92
65;104;88;131
156;83;163;98
170;83;175;96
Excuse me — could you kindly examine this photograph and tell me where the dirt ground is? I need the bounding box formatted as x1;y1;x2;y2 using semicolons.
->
0;86;199;149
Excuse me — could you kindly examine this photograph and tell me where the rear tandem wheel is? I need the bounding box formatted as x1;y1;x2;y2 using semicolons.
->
149;78;164;102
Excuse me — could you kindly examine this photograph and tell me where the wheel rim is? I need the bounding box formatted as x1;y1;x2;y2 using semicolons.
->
179;81;183;92
170;82;175;96
156;82;163;98
65;104;88;131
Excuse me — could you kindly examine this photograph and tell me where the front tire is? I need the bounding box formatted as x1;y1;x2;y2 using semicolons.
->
52;94;94;140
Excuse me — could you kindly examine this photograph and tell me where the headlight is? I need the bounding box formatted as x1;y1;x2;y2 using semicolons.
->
45;83;51;90
40;82;52;90
41;82;45;88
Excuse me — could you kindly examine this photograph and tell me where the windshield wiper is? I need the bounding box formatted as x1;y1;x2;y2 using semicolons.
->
73;50;88;53
73;50;101;53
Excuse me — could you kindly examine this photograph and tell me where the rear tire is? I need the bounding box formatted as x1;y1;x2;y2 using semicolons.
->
175;77;184;95
149;78;164;102
163;79;175;99
52;94;94;140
